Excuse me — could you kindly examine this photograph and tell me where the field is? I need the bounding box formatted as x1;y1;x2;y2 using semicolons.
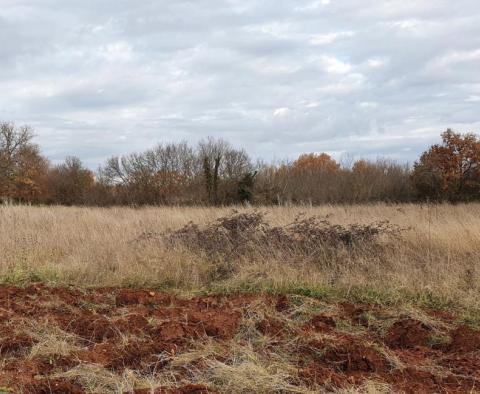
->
0;204;480;393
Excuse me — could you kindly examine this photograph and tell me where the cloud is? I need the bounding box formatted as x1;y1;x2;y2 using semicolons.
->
309;31;355;46
0;0;479;168
319;55;352;74
273;108;291;117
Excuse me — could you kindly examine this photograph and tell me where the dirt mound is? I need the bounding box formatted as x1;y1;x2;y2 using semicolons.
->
186;310;241;339
448;325;480;352
114;313;151;334
386;319;432;349
275;294;289;312
115;289;172;307
29;379;84;394
0;333;36;356
256;317;286;337
393;365;480;394
306;314;337;332
439;353;480;379
299;363;345;388
324;341;389;373
299;332;390;375
0;285;479;393
155;321;194;342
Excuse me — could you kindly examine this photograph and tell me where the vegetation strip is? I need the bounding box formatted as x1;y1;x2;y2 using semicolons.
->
1;123;479;206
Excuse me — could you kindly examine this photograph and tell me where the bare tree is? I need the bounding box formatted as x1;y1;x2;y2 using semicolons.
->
99;141;201;205
198;137;253;204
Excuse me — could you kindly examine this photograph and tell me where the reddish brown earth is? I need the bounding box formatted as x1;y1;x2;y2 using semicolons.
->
0;284;479;393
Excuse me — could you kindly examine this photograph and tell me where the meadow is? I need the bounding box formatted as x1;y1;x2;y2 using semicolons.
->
1;204;480;393
1;203;479;310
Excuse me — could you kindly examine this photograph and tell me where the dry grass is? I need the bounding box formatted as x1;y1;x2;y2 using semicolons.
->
53;365;163;393
27;322;83;359
1;203;479;311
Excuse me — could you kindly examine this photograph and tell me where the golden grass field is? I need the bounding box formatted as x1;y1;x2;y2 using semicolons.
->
1;203;479;310
1;204;480;393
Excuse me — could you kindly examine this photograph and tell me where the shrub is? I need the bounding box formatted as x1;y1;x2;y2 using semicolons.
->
167;211;403;264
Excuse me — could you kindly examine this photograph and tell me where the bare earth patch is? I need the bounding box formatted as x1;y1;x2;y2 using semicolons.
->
0;284;479;393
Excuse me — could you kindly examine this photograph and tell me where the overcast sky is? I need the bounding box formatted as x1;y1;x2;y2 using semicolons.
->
1;1;479;168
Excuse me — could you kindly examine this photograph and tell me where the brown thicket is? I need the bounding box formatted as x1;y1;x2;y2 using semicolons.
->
0;121;478;205
45;156;95;205
168;211;402;262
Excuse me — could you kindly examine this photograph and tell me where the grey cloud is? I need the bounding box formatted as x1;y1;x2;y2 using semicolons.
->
0;0;479;168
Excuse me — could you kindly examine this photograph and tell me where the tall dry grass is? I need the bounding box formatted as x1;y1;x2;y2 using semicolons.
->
0;203;479;310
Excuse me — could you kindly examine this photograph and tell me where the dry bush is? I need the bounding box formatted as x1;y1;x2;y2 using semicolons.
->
167;211;403;262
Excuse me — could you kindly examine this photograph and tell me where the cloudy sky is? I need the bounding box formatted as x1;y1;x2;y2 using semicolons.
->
1;0;479;168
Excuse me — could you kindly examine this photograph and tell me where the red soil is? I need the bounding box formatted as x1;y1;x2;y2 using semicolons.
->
0;284;479;393
386;318;432;349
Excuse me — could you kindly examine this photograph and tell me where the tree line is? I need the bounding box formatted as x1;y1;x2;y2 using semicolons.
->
1;122;479;206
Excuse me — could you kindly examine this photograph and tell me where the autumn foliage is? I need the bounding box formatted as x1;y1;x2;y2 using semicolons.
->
0;121;478;205
46;156;95;205
412;129;480;201
0;123;48;203
292;153;340;173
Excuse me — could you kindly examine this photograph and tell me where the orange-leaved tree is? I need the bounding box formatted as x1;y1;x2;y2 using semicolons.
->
412;129;480;201
292;153;340;173
0;122;49;203
285;153;341;204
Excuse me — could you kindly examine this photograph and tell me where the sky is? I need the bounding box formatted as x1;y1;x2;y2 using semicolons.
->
1;0;479;168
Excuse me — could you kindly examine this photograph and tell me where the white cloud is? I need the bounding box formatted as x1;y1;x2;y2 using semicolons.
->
273;107;291;117
0;0;479;167
466;95;480;102
295;0;331;12
309;31;355;46
367;57;389;68
433;49;480;67
359;102;379;109
99;41;134;63
390;19;421;30
320;55;352;74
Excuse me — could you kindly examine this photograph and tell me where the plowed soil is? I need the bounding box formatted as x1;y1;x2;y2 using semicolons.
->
0;285;479;393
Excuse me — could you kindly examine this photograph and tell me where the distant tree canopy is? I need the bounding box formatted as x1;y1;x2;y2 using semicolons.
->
293;153;340;173
46;156;95;205
412;130;480;201
0;122;48;202
0;122;478;205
